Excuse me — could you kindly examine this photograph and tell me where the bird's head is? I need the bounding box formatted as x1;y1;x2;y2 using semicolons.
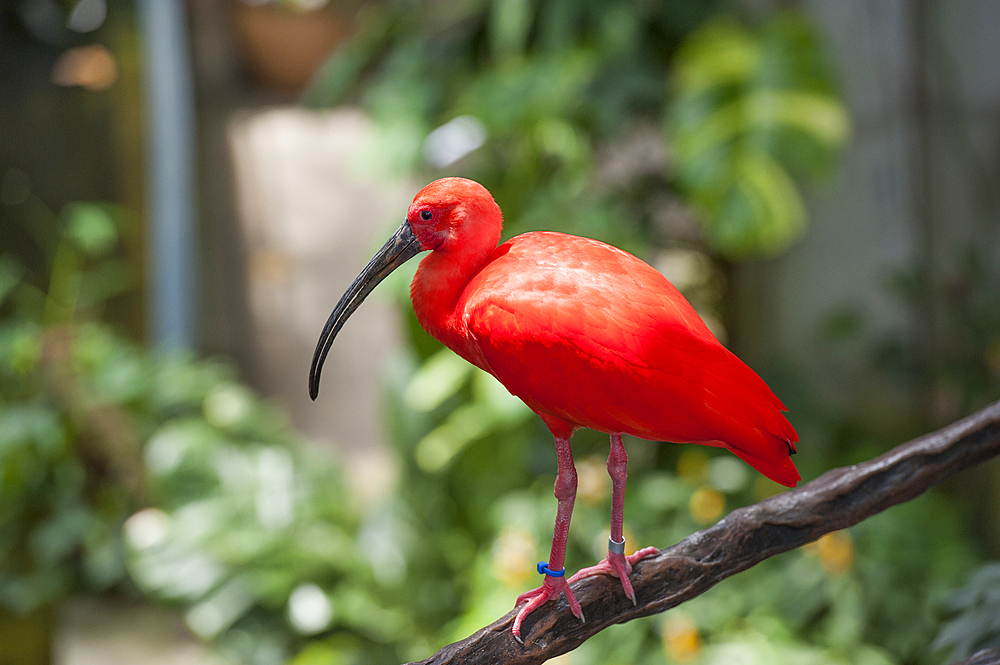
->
309;177;501;400
405;177;502;253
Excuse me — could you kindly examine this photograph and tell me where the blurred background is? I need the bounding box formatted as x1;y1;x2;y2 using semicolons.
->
2;0;1000;664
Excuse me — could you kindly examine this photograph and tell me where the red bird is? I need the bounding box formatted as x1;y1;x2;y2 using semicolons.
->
310;177;799;640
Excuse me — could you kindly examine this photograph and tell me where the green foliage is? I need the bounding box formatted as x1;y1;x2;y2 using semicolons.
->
0;201;395;664
889;249;1000;422
934;562;1000;661
121;358;378;665
4;3;986;665
667;15;849;257
296;3;989;664
0;201;140;615
404;349;532;474
306;1;846;258
0;202;134;326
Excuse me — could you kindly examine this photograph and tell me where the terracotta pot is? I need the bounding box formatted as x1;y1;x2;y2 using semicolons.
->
232;2;357;94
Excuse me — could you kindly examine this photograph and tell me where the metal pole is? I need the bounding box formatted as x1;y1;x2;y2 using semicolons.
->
136;0;196;349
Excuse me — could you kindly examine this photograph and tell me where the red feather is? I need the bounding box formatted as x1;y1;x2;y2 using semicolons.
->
312;177;801;639
459;233;799;487
406;180;799;487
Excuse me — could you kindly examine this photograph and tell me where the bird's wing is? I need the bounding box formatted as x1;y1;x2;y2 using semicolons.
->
461;232;799;486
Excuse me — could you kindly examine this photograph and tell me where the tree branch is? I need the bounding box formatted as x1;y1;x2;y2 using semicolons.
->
954;648;1000;665
409;400;1000;665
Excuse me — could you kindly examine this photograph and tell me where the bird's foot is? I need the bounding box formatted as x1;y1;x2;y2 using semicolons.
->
566;545;659;604
512;570;583;643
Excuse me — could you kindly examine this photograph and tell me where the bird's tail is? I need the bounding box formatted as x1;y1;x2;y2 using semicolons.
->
703;351;800;487
727;439;800;487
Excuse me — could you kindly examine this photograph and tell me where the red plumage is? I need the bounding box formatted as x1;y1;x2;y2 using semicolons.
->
310;176;799;641
408;186;799;487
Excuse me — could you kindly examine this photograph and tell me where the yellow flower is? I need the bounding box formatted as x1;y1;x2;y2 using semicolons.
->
804;530;854;575
689;486;725;524
662;611;701;662
622;524;638;555
576;456;610;505
491;526;537;587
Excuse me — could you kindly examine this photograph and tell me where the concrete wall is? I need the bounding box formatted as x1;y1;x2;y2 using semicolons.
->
741;0;1000;417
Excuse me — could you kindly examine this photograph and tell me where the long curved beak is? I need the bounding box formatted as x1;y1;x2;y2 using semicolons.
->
309;220;424;400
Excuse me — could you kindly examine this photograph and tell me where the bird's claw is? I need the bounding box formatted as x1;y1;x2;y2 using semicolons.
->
510;547;659;642
567;546;659;605
511;575;583;642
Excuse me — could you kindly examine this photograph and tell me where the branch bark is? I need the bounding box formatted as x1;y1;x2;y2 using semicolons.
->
954;648;1000;665
409;400;1000;665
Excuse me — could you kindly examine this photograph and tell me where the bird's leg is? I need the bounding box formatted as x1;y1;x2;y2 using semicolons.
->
512;436;583;641
567;434;658;603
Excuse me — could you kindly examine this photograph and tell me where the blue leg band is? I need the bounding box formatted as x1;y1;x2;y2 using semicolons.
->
537;561;566;577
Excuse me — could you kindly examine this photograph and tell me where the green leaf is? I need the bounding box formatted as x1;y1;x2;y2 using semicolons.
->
471;370;530;424
64;203;118;257
489;0;533;59
413;403;493;473
705;151;806;255
300;5;394;109
29;507;96;568
0;405;66;458
402;349;473;413
672;19;760;94
747;90;849;148
668;14;849;257
0;255;24;307
0;321;43;376
76;258;132;309
455;50;598;133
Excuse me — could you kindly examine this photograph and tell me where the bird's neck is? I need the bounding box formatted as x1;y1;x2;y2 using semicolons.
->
410;217;501;369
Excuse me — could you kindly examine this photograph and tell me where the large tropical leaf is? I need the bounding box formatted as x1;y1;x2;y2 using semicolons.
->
668;15;849;257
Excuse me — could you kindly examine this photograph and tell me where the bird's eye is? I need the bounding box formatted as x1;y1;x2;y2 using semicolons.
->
420;210;433;221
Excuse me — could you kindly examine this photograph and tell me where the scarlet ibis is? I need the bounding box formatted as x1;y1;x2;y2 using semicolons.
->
310;177;799;640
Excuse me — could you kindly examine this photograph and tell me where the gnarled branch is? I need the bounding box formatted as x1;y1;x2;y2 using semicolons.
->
408;400;1000;665
954;649;1000;665
954;648;1000;665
